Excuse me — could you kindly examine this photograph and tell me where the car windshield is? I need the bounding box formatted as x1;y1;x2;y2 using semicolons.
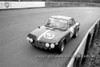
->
45;18;68;30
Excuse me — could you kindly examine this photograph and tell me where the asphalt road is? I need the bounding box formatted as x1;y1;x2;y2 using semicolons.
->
0;7;100;67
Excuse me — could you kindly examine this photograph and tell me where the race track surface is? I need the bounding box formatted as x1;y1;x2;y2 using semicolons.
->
0;7;100;67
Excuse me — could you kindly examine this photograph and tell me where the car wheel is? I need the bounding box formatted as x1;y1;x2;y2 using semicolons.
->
57;41;65;53
73;31;78;38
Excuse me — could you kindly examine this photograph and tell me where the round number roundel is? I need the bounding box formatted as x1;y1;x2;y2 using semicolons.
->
44;33;55;39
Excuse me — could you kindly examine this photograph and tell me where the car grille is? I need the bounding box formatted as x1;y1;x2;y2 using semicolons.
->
27;34;47;49
35;41;46;49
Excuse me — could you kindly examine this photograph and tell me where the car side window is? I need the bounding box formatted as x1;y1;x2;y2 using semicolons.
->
69;19;73;27
72;19;75;24
65;23;68;29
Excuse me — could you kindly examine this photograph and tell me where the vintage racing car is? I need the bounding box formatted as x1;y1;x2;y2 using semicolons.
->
27;15;80;53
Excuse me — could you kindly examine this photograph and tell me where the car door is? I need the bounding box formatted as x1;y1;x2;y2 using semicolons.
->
63;21;70;43
69;19;76;38
72;19;79;33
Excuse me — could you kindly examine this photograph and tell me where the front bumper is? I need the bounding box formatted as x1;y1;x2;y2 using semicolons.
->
27;33;58;50
27;37;57;50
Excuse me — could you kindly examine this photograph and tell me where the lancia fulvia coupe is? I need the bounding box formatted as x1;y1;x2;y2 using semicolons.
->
27;15;80;53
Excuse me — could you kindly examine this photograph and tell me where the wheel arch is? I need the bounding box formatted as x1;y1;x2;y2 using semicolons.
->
60;37;66;44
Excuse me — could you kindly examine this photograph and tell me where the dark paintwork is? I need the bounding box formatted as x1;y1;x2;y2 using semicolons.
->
28;18;80;44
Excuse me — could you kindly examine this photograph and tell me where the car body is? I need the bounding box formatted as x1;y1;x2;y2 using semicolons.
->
27;15;80;53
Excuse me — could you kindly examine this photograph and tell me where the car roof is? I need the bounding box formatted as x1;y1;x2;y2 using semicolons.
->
51;15;72;20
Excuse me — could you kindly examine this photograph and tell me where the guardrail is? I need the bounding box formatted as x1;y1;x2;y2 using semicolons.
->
0;1;45;9
67;18;100;67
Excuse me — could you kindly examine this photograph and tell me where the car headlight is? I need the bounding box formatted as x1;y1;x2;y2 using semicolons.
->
29;38;33;42
27;37;33;42
27;37;30;41
55;43;58;45
50;44;55;48
45;43;49;47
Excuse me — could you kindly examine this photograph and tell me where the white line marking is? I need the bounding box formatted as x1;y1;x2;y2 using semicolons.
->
37;30;50;41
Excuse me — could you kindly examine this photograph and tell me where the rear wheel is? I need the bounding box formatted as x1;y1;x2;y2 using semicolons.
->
73;31;78;38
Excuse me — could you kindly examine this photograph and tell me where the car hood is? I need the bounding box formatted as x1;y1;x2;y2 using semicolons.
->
30;26;64;43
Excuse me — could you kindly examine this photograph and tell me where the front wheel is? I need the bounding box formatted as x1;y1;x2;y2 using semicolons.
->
57;41;65;53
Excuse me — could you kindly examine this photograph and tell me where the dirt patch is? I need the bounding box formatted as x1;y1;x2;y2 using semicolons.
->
82;30;100;67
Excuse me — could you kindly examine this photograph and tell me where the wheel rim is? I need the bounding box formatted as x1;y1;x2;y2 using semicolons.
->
61;42;64;52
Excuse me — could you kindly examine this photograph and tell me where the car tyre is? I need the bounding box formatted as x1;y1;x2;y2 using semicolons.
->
73;31;78;38
57;40;65;53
